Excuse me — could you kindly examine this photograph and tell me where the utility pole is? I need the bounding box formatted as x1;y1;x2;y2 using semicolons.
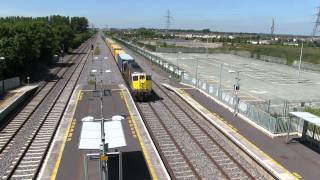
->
164;9;172;34
312;7;320;38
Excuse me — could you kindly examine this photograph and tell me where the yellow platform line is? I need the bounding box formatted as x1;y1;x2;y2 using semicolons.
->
51;90;82;180
121;90;158;180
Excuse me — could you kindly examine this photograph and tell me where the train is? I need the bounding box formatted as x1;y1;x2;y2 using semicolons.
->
105;37;152;100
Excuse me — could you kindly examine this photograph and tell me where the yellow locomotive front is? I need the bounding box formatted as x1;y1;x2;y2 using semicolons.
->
131;73;152;98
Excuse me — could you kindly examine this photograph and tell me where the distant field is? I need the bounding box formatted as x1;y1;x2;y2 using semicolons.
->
132;38;320;65
220;44;320;65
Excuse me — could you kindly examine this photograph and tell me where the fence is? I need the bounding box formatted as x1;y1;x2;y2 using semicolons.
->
114;37;298;135
0;77;20;95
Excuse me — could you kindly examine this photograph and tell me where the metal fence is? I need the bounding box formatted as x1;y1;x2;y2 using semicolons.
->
114;37;296;135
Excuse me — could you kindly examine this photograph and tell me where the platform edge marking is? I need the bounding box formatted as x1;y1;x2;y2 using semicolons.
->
121;89;158;180
50;90;82;180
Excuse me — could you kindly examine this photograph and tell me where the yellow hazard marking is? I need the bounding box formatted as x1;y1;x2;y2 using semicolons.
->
79;91;84;101
292;172;302;179
51;91;82;180
100;155;108;161
121;90;158;180
180;89;296;179
67;119;76;142
119;92;125;100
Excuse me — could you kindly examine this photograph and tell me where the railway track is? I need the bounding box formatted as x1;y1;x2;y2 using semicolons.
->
137;81;266;180
0;39;92;152
0;35;96;180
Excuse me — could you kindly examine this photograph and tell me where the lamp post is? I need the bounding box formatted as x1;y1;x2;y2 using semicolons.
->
218;63;223;98
298;42;304;83
96;65;121;180
83;114;124;180
176;52;182;77
91;70;98;90
232;70;240;116
195;58;199;88
228;69;241;116
91;44;94;63
177;51;182;67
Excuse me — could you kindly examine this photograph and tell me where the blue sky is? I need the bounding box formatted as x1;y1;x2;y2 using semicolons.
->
0;0;319;35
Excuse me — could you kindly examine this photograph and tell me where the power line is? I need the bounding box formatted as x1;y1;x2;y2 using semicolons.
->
312;7;320;38
164;9;172;33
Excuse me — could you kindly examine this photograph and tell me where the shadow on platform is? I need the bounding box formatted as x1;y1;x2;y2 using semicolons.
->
109;151;151;180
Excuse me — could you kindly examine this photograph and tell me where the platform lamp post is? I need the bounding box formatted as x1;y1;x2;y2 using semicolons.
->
97;67;123;180
91;44;94;63
229;70;241;116
298;42;304;83
0;57;5;98
176;51;182;78
83;114;124;180
195;58;199;89
233;71;240;116
91;69;98;90
218;63;223;99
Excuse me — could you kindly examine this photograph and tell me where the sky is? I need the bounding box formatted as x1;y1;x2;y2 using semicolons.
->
0;0;319;35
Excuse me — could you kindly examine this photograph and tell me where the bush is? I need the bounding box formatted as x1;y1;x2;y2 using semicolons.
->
304;107;320;117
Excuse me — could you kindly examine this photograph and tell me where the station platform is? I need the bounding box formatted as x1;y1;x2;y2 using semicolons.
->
39;85;169;180
39;32;169;180
0;85;38;122
163;82;320;180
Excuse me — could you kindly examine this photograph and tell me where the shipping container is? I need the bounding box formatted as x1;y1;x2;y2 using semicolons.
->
114;50;126;63
118;53;134;72
111;44;122;57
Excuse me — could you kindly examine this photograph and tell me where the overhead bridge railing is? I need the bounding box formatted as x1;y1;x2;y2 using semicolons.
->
113;37;184;80
112;37;295;135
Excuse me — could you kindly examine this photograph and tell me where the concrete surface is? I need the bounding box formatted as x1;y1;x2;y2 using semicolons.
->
155;52;320;105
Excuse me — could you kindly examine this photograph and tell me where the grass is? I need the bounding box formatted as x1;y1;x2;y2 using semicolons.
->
304;107;320;117
222;43;320;65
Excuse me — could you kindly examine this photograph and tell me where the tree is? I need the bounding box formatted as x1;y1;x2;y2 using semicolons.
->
202;29;211;33
0;15;91;80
